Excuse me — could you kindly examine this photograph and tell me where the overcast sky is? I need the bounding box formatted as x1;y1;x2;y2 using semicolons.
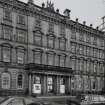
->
20;0;105;28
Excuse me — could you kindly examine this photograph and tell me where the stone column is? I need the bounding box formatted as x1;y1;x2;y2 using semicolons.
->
29;74;32;95
42;75;47;95
56;75;60;95
67;76;71;94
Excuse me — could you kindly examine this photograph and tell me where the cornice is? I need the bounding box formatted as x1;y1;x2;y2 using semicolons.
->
0;0;104;37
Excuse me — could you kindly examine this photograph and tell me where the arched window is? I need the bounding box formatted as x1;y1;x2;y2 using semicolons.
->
1;72;10;89
17;74;23;89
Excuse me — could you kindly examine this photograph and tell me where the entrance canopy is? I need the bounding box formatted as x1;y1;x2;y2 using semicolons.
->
25;63;73;76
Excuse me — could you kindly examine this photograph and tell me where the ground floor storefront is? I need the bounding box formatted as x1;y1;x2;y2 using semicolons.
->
0;63;104;96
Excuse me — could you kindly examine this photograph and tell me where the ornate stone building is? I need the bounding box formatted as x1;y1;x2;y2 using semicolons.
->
0;0;104;96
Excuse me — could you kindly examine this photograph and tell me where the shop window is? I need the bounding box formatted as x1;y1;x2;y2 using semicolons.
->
17;74;23;89
47;77;53;93
71;78;75;89
60;78;65;85
33;76;41;84
1;72;10;89
33;75;41;94
60;78;65;94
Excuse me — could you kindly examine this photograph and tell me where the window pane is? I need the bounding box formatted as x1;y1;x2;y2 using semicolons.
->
71;43;76;53
48;37;54;48
49;23;54;33
17;30;25;42
59;40;65;50
47;77;53;93
79;33;84;41
48;54;54;65
18;15;25;25
3;27;12;40
17;50;24;64
34;36;41;46
33;76;41;84
34;51;41;64
71;58;76;70
3;47;10;62
86;35;91;43
4;10;12;21
1;73;10;89
60;25;65;36
59;56;65;67
17;74;23;89
71;31;76;39
79;45;83;55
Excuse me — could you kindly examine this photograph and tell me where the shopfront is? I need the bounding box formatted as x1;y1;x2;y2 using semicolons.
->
25;63;73;96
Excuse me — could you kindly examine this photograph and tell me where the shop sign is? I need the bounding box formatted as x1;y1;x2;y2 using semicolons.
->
60;85;65;93
33;84;41;94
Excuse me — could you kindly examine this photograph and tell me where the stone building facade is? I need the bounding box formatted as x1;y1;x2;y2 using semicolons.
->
0;0;104;96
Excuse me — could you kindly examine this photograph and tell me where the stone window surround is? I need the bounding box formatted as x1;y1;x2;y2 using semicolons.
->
1;44;12;63
16;47;25;64
16;73;24;89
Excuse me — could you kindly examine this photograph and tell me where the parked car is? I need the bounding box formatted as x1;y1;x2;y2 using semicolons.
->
66;98;81;105
0;97;52;105
80;94;105;105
